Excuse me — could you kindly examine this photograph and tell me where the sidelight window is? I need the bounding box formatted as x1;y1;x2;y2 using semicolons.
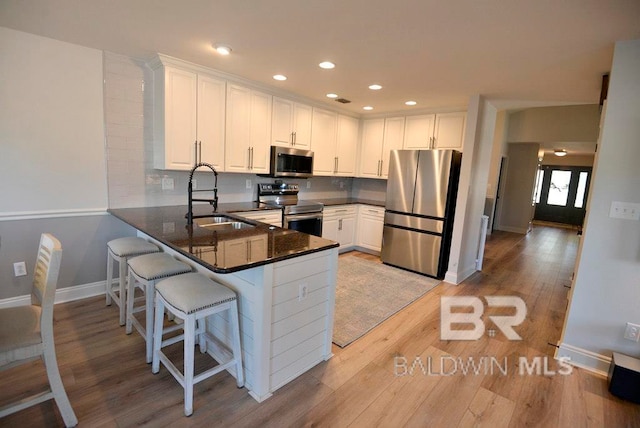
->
574;172;588;208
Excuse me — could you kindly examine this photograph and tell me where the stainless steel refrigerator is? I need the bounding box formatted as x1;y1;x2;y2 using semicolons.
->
381;149;462;278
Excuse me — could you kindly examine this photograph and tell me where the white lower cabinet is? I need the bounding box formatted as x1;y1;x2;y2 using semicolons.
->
235;210;282;227
322;206;356;250
222;235;268;266
356;205;385;252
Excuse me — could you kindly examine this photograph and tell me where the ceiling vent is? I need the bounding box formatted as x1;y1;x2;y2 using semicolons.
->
335;98;351;104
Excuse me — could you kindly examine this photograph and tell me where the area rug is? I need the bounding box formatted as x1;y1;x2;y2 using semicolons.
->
332;256;441;348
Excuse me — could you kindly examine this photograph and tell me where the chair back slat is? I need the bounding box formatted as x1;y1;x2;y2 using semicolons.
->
31;234;62;324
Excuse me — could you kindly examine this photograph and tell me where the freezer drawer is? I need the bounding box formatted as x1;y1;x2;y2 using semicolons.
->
384;211;444;234
381;225;442;277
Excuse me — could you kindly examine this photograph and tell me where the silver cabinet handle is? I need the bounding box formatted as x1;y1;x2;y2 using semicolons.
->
194;141;198;165
334;157;338;173
293;131;297;146
377;160;381;176
338;218;343;230
291;131;295;146
198;141;202;163
379;159;384;176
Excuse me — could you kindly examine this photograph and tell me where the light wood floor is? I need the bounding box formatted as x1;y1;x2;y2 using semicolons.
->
2;226;639;427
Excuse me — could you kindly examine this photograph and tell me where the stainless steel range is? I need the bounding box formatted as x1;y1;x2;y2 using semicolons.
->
257;182;323;236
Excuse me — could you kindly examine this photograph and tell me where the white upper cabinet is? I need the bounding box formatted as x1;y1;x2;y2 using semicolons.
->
433;111;466;149
359;117;404;178
403;112;466;151
225;84;272;173
403;114;435;150
152;64;226;171
272;97;312;149
335;115;359;176
310;108;338;175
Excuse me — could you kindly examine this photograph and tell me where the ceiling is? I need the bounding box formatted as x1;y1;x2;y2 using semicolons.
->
2;0;639;117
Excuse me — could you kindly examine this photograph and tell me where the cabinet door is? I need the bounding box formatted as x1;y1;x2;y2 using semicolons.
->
381;117;406;178
272;97;294;147
357;206;385;252
322;216;339;242
311;108;338;176
403;114;435;149
338;216;356;247
248;235;268;262
292;103;312;149
434;112;466;150
225;84;251;172
197;74;226;170
359;119;385;178
163;67;197;170
335;115;359;176
248;90;272;173
223;238;249;266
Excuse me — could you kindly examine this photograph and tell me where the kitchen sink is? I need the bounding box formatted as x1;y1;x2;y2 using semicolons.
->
194;215;254;231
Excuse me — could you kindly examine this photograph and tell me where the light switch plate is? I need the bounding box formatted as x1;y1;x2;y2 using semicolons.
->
161;177;174;190
610;201;640;220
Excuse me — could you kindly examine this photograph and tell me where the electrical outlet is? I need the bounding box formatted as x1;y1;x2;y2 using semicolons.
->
306;180;311;189
339;181;344;189
162;222;175;234
298;283;308;301
624;322;640;342
161;177;174;190
13;261;27;277
246;179;252;189
191;179;197;190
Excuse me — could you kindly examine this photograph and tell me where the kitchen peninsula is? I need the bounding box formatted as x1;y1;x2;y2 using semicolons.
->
108;204;339;402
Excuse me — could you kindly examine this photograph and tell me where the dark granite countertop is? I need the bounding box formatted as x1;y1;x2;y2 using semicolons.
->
309;198;385;207
108;203;338;274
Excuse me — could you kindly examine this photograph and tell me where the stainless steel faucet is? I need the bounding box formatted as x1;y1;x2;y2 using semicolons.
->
187;162;218;225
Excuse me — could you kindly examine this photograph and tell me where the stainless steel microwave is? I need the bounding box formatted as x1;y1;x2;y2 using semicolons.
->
269;146;314;178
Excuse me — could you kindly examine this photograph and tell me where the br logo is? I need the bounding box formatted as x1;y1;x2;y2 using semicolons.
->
440;296;527;341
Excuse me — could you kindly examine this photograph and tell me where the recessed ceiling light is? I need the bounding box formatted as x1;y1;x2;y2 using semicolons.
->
405;100;417;106
319;61;335;69
326;93;339;99
273;74;287;81
214;44;232;55
363;106;374;111
554;149;568;157
368;84;382;90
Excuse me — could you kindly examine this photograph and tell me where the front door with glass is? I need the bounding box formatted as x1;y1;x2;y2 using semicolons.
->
533;166;592;226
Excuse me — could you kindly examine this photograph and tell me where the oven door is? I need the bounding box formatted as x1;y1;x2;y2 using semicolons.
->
284;213;323;237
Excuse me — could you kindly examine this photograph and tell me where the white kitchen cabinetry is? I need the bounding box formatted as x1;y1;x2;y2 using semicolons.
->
322;205;356;250
310;108;338;175
356;205;385;253
225;84;272;173
314;113;359;176
222;235;268;265
272;97;312;149
359;117;405;178
235;210;283;227
152;63;226;170
403;112;466;151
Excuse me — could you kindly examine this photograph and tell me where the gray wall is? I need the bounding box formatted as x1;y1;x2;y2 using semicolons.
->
496;143;540;233
559;39;640;365
0;215;135;299
507;104;600;143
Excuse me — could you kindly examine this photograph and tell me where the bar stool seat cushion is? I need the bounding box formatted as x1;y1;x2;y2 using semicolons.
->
108;237;159;257
128;253;192;281
156;273;236;315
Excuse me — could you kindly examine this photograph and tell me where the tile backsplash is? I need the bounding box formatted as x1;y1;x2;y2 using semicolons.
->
103;52;386;208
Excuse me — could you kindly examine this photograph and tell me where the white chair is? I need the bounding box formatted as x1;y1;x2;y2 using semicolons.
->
126;252;192;363
152;272;244;416
0;233;77;427
106;237;159;325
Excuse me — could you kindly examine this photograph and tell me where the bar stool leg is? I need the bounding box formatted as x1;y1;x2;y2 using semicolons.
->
118;256;127;326
125;268;136;335
151;296;165;375
145;282;155;363
230;300;244;388
184;316;196;417
106;252;113;306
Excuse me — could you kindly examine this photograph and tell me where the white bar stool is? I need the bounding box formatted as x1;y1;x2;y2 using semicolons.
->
106;237;159;326
152;272;244;417
126;253;192;363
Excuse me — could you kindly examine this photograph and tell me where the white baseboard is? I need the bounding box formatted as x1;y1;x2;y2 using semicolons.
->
555;342;611;377
444;263;477;285
0;280;108;309
495;225;529;234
